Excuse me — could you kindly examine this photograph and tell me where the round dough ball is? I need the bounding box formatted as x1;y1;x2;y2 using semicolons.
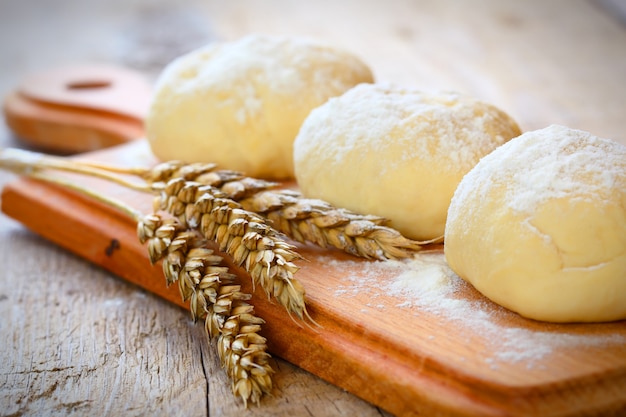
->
146;34;374;179
444;125;626;323
293;83;521;241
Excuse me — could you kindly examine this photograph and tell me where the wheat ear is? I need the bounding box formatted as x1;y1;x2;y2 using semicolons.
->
153;177;309;321
137;161;432;259
240;190;436;259
137;213;273;406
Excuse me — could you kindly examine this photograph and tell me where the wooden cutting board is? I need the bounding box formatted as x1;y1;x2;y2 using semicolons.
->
1;140;625;417
2;65;150;153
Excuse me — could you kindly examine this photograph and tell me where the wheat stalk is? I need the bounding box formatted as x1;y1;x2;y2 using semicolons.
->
0;161;276;405
0;149;310;321
137;213;273;405
0;149;279;405
1;151;431;259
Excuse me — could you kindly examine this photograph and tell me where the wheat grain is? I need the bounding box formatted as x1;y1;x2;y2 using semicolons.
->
143;160;279;201
137;213;273;405
240;189;432;259
137;162;429;260
152;178;309;321
208;283;273;406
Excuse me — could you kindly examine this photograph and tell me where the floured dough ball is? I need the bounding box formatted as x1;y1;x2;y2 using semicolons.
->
293;83;521;241
445;125;626;323
145;34;373;179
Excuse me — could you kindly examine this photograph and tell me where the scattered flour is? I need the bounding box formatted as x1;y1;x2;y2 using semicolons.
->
327;251;626;369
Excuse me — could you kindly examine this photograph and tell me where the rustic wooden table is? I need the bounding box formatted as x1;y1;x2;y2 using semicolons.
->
1;1;625;416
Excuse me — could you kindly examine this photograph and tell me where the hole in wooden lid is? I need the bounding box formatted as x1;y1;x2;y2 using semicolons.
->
66;79;112;90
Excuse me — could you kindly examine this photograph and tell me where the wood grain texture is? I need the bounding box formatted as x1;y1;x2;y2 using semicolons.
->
1;0;625;416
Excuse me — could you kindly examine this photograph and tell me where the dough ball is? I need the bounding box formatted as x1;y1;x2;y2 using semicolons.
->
293;83;521;241
146;34;374;179
444;125;626;323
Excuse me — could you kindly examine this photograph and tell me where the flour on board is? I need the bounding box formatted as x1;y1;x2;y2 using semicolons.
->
327;251;625;369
